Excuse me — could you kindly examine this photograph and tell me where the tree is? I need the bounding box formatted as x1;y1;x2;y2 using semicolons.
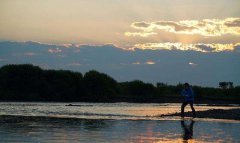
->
0;64;239;102
83;70;117;99
219;82;228;89
156;82;167;87
219;81;234;89
0;64;83;101
228;82;234;89
120;80;155;96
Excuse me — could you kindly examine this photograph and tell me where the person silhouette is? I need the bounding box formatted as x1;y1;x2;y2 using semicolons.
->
181;83;196;118
181;120;195;141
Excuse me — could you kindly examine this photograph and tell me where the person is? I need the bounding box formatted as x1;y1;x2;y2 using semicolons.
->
181;83;196;118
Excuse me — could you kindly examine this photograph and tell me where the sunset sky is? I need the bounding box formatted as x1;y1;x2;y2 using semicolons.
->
0;0;240;86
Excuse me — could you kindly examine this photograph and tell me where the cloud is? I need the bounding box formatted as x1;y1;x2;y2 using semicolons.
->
126;17;240;37
132;22;151;29
48;48;62;53
133;42;240;52
1;41;239;86
145;60;155;65
189;62;198;66
224;18;240;27
132;60;156;65
125;32;157;37
61;44;73;48
132;62;141;65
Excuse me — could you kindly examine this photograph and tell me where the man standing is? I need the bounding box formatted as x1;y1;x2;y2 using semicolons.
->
181;83;196;118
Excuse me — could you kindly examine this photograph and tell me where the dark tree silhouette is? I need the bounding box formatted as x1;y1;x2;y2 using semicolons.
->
228;82;234;89
83;70;117;100
0;64;239;102
219;82;228;89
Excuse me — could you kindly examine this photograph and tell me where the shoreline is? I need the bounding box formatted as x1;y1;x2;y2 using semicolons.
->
1;99;240;104
160;108;240;121
1;101;240;108
1;108;240;121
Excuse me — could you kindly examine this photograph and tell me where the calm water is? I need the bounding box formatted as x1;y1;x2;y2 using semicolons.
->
0;102;240;142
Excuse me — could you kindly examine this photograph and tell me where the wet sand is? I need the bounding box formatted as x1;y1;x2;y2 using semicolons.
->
161;108;240;120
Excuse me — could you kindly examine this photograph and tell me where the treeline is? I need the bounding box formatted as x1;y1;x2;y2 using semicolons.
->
0;64;239;103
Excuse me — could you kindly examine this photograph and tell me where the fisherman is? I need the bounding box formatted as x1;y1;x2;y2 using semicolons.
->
181;83;196;118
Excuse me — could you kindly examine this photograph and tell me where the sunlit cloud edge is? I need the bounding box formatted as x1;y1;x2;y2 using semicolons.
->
126;17;240;37
132;42;240;53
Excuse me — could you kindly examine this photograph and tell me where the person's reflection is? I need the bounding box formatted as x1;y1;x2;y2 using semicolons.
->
181;120;195;142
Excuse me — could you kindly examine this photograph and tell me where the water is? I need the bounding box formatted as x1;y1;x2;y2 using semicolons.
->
0;102;238;120
0;102;240;142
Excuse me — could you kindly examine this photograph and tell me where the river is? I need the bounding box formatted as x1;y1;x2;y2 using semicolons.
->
0;102;239;142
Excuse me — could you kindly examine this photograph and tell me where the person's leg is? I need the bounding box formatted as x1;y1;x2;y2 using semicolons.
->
189;101;196;117
181;101;188;117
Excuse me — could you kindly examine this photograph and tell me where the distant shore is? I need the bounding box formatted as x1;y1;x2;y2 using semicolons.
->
1;98;240;104
160;108;240;120
1;64;239;104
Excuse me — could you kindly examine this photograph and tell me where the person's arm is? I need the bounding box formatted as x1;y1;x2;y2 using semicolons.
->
181;89;187;96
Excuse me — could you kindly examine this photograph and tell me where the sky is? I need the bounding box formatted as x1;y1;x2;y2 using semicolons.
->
0;0;240;87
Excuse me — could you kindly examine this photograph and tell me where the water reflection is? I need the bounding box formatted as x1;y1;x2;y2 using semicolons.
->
181;120;195;142
0;116;239;143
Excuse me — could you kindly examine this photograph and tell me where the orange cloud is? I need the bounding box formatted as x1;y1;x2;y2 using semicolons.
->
133;43;240;53
132;62;141;65
125;32;157;37
48;48;62;53
126;18;240;37
145;60;155;65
